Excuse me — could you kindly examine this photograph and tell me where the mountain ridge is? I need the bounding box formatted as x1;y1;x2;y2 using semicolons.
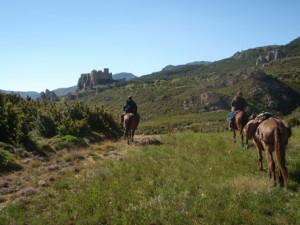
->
75;36;300;124
1;36;299;102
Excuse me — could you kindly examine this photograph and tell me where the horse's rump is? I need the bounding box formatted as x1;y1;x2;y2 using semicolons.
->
124;113;139;130
256;118;290;144
123;113;139;144
233;111;248;130
244;119;260;139
255;117;290;187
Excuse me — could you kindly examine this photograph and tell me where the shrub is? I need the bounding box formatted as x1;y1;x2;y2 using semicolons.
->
288;117;300;126
36;113;57;138
0;148;22;172
57;117;90;137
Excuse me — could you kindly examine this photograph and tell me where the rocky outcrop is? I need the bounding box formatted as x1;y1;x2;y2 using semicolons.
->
232;51;248;59
200;91;223;111
40;89;59;101
256;49;286;65
200;91;221;106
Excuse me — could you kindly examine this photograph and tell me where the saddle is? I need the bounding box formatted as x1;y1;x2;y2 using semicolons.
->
255;112;276;122
226;110;241;122
254;112;279;141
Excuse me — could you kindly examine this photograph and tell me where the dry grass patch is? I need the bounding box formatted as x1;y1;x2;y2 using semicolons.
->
228;175;272;195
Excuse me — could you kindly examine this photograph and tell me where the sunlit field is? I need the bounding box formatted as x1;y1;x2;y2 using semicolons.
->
1;128;299;225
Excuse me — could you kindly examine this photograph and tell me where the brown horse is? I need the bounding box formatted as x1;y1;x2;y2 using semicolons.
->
123;113;139;144
244;117;292;187
231;111;249;147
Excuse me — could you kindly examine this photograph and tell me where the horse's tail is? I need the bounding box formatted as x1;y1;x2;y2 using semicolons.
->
241;111;249;128
274;127;288;187
127;114;133;129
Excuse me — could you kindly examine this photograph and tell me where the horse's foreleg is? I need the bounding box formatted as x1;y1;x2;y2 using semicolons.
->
240;131;244;147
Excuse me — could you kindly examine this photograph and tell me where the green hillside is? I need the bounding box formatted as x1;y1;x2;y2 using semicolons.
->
70;37;300;134
1;38;300;224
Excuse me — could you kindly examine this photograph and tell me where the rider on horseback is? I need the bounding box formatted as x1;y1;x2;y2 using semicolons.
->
121;96;139;125
123;95;138;114
228;91;248;130
231;91;247;112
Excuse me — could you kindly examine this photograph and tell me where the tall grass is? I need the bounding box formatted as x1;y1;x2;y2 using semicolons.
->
1;128;300;225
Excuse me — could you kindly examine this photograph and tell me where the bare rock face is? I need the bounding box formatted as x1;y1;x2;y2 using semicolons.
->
256;56;266;65
40;89;59;101
200;91;221;107
256;49;286;65
274;49;286;59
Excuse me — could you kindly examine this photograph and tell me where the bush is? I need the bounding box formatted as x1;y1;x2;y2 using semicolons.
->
57;118;90;137
288;117;300;126
36;113;57;138
0;148;22;172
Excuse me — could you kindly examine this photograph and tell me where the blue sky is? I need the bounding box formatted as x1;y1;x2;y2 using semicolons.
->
1;0;300;92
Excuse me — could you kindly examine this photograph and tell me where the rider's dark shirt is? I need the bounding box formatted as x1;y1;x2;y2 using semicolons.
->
231;96;247;111
123;100;137;113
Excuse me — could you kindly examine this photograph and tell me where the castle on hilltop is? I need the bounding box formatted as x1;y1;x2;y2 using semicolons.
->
78;68;113;90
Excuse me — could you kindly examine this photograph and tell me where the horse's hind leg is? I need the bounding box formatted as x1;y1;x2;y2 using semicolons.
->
245;138;249;149
240;131;244;147
233;130;236;143
131;130;135;142
278;145;288;187
127;130;130;144
256;146;263;171
264;147;276;187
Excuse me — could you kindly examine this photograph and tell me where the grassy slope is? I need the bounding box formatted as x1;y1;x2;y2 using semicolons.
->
71;38;300;134
2;127;299;225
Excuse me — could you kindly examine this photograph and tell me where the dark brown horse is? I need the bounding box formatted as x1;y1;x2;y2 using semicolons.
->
244;117;291;187
123;113;139;144
231;111;249;147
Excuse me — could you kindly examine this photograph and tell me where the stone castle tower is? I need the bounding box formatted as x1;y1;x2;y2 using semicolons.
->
78;68;113;89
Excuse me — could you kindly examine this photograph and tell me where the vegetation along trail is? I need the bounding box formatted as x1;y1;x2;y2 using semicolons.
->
1;37;300;224
1;128;299;225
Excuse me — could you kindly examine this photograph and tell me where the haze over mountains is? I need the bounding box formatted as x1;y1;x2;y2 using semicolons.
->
0;73;137;99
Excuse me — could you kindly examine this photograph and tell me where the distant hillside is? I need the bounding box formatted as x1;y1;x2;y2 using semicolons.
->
75;37;300;125
0;89;40;99
53;86;77;96
113;72;136;81
0;86;77;99
162;61;211;71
